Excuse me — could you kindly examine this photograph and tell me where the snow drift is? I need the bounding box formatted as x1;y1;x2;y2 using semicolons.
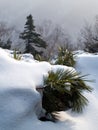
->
0;48;98;130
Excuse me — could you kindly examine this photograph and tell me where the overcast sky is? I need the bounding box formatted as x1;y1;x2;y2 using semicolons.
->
0;0;98;36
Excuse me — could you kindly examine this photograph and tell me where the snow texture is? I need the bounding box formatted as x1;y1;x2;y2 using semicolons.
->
0;48;98;130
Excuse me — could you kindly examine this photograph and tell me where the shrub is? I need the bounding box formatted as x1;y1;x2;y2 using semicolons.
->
55;46;76;67
42;69;92;113
35;54;48;61
13;50;21;60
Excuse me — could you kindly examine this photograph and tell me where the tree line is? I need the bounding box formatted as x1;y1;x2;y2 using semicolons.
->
0;14;98;58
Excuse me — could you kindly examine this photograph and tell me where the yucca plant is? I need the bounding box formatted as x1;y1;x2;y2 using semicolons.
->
13;50;21;60
35;54;44;61
35;54;51;63
42;69;92;113
55;46;76;67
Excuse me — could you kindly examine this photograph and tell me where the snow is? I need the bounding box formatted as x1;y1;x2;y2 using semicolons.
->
0;48;98;130
51;65;74;72
74;53;98;130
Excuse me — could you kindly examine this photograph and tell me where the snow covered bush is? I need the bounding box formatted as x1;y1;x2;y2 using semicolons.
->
55;47;76;67
35;54;49;62
42;69;92;113
13;50;21;60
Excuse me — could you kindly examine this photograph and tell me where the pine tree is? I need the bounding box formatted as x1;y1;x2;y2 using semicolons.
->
20;14;47;57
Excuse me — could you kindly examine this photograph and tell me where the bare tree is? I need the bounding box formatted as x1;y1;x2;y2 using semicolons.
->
37;20;73;59
0;22;15;49
77;18;98;53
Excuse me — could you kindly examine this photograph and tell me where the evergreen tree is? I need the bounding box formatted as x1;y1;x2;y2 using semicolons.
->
20;14;47;57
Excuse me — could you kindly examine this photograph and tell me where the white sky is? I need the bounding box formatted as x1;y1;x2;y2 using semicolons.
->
0;0;98;36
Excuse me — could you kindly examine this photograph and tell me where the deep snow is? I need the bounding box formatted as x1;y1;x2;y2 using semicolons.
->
0;48;98;130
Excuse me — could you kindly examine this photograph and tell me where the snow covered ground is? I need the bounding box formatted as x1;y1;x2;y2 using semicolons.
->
0;48;98;130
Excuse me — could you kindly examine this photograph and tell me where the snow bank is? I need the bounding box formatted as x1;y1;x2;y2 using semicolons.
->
0;48;74;130
0;48;98;130
72;53;98;130
0;48;52;89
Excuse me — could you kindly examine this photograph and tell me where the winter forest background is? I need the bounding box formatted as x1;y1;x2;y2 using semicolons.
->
1;0;98;55
0;1;98;130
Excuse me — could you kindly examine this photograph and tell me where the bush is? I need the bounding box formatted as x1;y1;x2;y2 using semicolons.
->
13;50;21;60
35;54;50;62
55;46;76;67
42;69;92;113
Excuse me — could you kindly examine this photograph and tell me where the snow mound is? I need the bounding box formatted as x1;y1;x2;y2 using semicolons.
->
0;48;74;130
0;48;98;130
